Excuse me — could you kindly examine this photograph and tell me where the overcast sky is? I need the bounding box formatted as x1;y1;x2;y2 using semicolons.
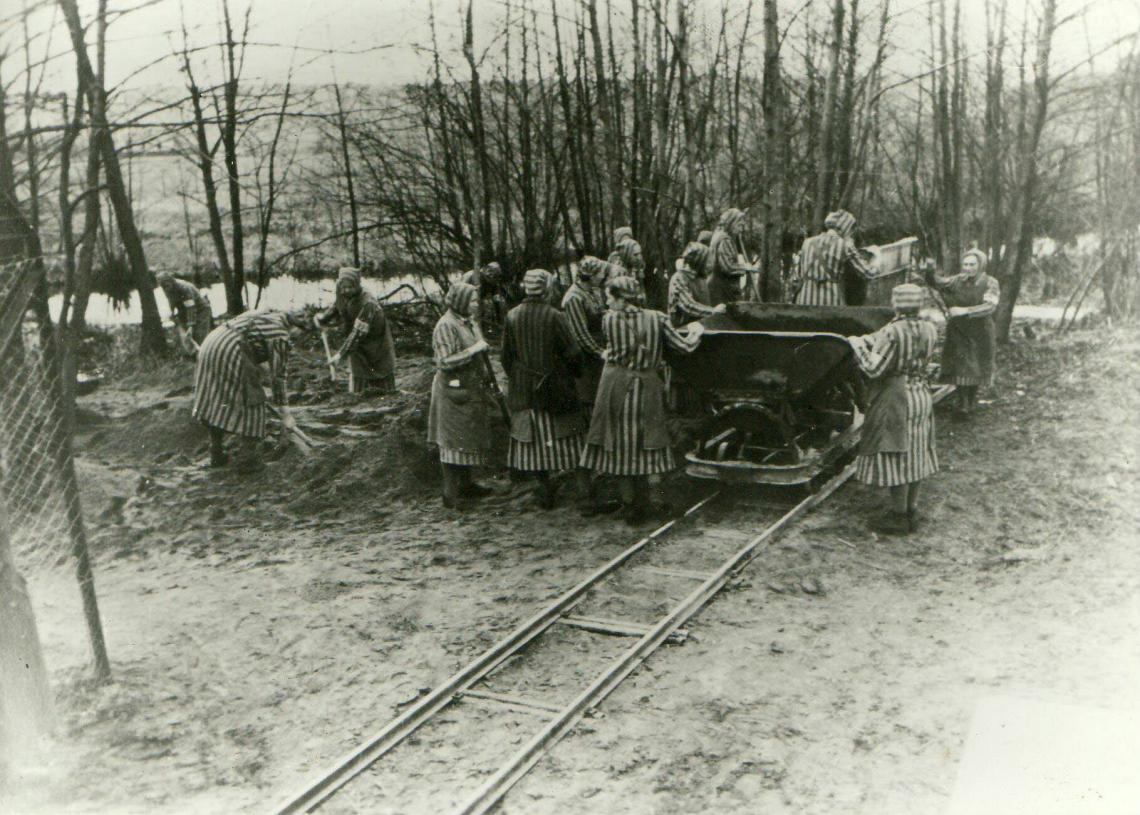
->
7;0;1138;96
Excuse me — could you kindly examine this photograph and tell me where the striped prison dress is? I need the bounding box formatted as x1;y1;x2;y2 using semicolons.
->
427;310;491;466
502;299;586;472
849;316;940;487
791;229;873;306
560;282;607;405
192;311;291;439
707;229;747;306
668;267;719;327
580;307;700;476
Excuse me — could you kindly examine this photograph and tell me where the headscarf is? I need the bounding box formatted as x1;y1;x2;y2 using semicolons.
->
482;261;502;280
718;208;746;232
890;283;925;313
577;256;609;283
445;281;478;316
156;272;175;287
824;210;857;238
697;230;713;245
337;266;362;285
283;307;312;329
681;242;709;276
607;275;641;302
612;226;633;245
522;268;552;298
615;238;644;272
961;248;988;275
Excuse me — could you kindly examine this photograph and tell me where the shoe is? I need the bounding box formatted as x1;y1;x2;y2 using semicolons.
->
209;452;229;468
463;483;494;499
870;511;910;536
536;488;556;510
441;494;467;510
580;499;622;517
906;509;919;531
648;501;674;519
622;503;646;527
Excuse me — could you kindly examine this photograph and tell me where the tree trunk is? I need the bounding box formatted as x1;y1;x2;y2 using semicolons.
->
762;0;787;302
994;0;1057;341
57;0;166;354
812;0;845;231
220;0;247;313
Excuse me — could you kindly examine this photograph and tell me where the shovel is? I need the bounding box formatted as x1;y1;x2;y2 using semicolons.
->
319;330;337;381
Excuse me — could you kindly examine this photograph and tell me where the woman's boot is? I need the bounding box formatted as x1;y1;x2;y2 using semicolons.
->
208;426;228;468
441;464;464;509
535;472;556;509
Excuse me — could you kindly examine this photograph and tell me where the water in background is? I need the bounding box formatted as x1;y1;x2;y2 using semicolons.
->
49;274;439;327
51;272;1093;327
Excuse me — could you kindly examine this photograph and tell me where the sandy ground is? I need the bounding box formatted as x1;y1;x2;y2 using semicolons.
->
3;320;1138;815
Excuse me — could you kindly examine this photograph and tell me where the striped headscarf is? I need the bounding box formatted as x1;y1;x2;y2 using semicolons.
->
445;281;478;316
607;275;642;302
613;226;634;245
682;242;709;275
697;230;713;245
961;248;988;274
718;208;746;233
615;238;644;271
577;255;609;283
824;210;857;238
523;268;552;297
337;266;363;297
891;283;925;313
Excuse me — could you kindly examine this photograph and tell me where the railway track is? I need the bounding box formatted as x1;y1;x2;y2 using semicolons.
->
272;387;952;815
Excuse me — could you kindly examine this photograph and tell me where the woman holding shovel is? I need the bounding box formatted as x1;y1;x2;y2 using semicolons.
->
315;267;397;394
192;309;310;471
157;272;212;356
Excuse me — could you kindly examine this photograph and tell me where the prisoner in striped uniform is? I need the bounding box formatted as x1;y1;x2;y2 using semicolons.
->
667;243;724;413
790;209;874;306
315;267;398;393
427;282;495;508
668;243;725;327
580;276;703;525
192;309;307;470
560;257;609;409
608;237;648;304
707;208;753;306
502;269;589;509
847;283;940;534
929;248;1000;416
157;273;213;355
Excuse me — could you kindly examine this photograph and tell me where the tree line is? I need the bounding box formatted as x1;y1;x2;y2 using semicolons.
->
2;0;1139;359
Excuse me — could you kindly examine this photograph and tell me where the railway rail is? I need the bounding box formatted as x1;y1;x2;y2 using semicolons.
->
272;386;953;815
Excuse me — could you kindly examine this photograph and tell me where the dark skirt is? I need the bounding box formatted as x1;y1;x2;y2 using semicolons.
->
427;365;491;466
941;315;995;386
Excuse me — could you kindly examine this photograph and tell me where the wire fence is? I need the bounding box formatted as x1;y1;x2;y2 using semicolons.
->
0;257;110;680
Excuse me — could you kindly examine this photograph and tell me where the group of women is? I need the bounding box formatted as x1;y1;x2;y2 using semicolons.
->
185;221;1000;534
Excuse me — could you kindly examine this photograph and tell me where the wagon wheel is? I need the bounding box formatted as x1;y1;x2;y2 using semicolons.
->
710;403;800;463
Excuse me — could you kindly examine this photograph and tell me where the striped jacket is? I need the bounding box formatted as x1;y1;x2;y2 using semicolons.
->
501;298;581;413
560;283;606;358
791;229;873;306
668;268;718;326
602;307;700;370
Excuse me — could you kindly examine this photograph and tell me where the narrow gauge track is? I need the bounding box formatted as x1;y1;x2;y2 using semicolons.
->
272;389;951;815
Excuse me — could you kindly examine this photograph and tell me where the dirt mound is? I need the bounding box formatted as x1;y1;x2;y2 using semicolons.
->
83;402;209;465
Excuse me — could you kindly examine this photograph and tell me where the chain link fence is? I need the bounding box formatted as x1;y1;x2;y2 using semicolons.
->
0;257;109;680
